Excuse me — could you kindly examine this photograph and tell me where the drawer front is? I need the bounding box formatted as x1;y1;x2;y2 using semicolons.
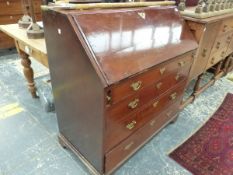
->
0;0;42;16
105;101;180;173
106;67;189;123
106;52;193;105
105;81;186;152
211;33;232;55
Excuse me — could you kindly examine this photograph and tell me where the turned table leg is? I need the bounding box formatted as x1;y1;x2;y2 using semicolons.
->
19;50;38;98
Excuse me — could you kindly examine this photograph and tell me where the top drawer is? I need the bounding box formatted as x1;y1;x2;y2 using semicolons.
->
105;52;194;105
0;0;42;16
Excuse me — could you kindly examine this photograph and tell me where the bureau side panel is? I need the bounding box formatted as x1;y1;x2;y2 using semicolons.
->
43;11;104;173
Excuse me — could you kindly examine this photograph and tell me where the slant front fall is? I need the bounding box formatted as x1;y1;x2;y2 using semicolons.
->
72;6;197;85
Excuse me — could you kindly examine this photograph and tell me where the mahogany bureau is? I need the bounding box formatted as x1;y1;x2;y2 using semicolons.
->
42;6;197;174
0;0;42;49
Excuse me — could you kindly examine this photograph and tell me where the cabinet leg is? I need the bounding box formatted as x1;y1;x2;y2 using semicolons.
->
19;50;38;98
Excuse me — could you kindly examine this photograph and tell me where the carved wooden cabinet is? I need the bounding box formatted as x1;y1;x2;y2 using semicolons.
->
0;0;42;49
181;13;233;107
43;6;197;174
185;14;233;81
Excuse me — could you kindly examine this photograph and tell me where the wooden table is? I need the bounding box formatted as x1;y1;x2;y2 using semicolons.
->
0;23;48;98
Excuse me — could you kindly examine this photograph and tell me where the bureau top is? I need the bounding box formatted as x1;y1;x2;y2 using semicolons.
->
53;6;198;86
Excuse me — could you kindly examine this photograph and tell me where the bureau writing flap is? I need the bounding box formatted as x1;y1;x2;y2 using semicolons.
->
70;6;198;85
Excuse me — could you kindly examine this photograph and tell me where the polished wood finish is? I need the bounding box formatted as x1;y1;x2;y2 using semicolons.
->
107;53;192;104
105;100;181;173
74;7;197;85
105;80;186;152
0;24;48;98
0;0;42;49
42;6;197;174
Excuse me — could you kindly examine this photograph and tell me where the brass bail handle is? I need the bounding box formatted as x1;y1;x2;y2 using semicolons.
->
131;81;142;91
128;99;139;109
126;120;137;130
170;92;177;100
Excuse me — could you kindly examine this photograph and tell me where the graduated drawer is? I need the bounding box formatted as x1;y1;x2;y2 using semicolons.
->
0;0;42;16
106;67;189;124
106;53;193;105
105;100;180;173
211;33;232;55
105;81;186;152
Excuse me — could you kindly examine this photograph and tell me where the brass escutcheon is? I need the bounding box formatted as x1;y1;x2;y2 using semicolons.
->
126;120;136;130
160;67;166;75
131;81;142;91
153;101;159;108
170;92;177;100
128;99;139;109
156;82;163;89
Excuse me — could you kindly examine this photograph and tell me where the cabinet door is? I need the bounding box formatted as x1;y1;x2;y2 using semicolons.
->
188;21;220;82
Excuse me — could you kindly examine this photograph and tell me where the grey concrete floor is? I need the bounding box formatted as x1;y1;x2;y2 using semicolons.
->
0;51;233;175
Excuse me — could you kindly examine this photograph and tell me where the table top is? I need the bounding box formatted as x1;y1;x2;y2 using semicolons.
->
0;23;47;55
